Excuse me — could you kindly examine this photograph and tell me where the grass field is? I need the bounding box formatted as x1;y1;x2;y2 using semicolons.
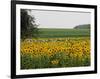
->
37;28;90;38
21;28;90;69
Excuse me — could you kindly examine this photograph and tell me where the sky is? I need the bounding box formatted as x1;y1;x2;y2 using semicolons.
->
29;9;91;28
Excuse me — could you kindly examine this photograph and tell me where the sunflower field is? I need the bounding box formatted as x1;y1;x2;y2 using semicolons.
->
21;37;90;69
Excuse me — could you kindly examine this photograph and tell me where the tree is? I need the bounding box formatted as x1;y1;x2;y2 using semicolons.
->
21;9;38;39
74;24;90;29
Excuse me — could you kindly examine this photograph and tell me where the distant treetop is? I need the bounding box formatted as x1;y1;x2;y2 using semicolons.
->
74;24;90;29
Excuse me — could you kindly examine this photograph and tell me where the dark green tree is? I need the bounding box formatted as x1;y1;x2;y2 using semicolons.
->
21;9;38;39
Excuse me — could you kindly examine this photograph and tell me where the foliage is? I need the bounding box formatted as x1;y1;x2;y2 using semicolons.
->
21;9;38;39
74;24;90;29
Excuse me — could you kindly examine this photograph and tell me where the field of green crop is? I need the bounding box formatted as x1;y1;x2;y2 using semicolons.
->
37;28;90;38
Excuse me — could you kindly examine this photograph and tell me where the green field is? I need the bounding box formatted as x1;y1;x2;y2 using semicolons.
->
21;28;90;69
37;28;90;38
